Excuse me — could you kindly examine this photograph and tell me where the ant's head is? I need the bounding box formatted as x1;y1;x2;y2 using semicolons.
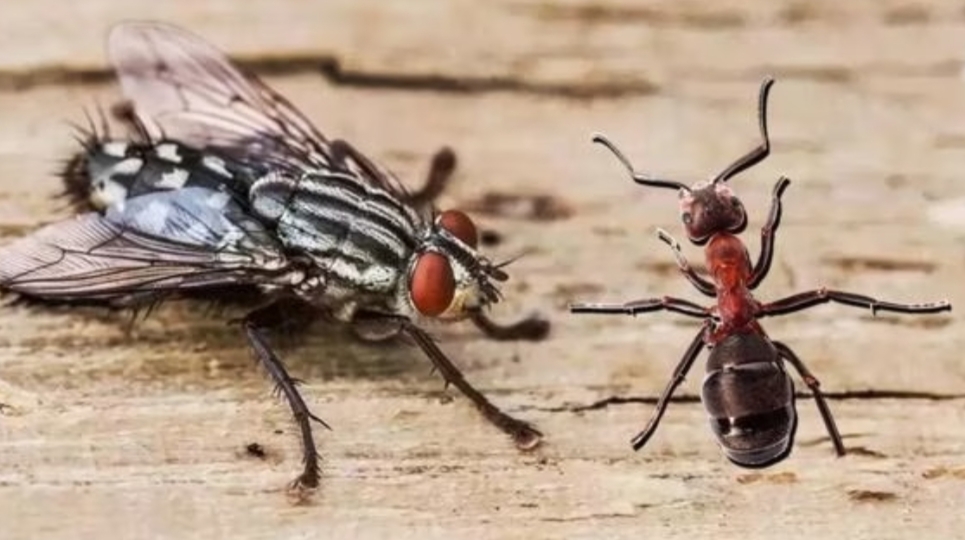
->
592;77;774;246
677;180;747;244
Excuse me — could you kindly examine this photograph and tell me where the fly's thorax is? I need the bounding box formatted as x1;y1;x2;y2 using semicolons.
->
679;181;747;243
401;209;503;321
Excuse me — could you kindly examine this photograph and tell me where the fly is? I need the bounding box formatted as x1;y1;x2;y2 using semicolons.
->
1;21;548;491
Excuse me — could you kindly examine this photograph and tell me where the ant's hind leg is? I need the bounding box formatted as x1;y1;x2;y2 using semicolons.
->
748;176;790;289
656;228;715;297
631;321;711;450
772;341;845;457
761;288;951;317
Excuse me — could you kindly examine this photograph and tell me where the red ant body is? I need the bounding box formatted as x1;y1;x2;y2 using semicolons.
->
571;78;951;467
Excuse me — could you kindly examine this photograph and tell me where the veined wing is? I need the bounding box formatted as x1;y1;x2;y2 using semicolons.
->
0;187;295;302
107;21;410;196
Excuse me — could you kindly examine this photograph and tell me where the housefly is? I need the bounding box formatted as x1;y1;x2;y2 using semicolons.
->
0;21;548;490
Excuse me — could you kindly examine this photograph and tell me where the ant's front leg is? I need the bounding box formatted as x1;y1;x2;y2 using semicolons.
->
571;295;710;319
760;288;951;317
748;176;790;289
655;228;716;297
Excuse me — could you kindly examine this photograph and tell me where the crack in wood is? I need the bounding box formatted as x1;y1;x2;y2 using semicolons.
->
0;56;659;98
539;390;965;413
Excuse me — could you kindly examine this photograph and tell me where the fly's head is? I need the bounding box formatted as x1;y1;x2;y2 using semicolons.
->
678;181;747;245
405;209;506;321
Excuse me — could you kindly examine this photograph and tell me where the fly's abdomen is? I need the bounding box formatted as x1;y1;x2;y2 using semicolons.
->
62;139;256;213
251;171;422;298
702;333;796;467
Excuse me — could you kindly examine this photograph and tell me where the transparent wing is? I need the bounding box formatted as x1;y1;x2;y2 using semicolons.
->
0;188;293;302
107;21;409;195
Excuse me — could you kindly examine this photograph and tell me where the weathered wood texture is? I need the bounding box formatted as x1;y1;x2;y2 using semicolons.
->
1;1;964;539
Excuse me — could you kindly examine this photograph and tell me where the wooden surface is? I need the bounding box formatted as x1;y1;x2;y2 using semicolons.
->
1;1;964;539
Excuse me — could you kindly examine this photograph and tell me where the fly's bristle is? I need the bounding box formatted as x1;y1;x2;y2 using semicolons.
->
57;151;96;212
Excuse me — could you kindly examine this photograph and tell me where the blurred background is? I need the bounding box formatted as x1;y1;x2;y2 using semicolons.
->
0;1;963;539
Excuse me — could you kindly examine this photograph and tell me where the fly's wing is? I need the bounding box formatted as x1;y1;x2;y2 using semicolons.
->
0;187;294;303
107;21;410;196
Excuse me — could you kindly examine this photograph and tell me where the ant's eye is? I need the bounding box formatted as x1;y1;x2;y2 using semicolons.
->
681;212;693;224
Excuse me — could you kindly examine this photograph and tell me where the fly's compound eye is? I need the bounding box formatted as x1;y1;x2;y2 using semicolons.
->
409;251;456;317
436;209;478;249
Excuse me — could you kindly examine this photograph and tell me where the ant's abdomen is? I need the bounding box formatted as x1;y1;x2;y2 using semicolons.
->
702;334;797;467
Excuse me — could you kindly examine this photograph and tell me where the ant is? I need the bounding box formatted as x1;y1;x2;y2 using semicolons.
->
571;77;952;467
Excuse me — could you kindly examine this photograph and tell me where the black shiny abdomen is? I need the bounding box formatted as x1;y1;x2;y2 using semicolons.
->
702;333;796;467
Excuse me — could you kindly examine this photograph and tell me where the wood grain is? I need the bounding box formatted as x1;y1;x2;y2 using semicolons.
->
1;2;963;539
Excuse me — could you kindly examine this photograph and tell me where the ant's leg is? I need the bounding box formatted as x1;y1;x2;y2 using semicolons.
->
760;288;951;317
401;320;542;449
748;176;791;289
406;147;456;209
468;309;550;341
571;296;710;319
656;228;715;297
631;321;711;450
772;341;845;457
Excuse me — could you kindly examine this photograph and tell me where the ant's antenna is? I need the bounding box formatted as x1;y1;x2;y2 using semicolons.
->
592;133;691;192
711;77;775;185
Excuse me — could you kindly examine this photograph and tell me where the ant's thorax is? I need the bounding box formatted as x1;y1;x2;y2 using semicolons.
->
705;232;760;339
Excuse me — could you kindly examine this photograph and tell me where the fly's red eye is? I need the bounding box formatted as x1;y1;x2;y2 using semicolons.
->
409;252;456;317
437;210;478;249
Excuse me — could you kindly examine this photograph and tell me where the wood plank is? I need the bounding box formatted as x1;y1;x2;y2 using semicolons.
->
0;2;963;538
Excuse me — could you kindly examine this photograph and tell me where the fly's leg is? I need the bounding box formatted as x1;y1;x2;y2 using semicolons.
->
406;147;456;209
401;320;542;449
772;341;845;457
761;288;951;317
330;139;457;209
656;228;715;297
631;321;711;450
748;176;790;289
469;309;550;341
109;100;153;142
243;301;330;491
571;296;710;319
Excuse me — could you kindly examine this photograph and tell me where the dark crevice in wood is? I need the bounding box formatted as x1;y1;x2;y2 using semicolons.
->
0;55;659;98
541;390;965;413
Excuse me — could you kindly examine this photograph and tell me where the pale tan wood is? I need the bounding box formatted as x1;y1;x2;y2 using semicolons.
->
1;2;964;539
